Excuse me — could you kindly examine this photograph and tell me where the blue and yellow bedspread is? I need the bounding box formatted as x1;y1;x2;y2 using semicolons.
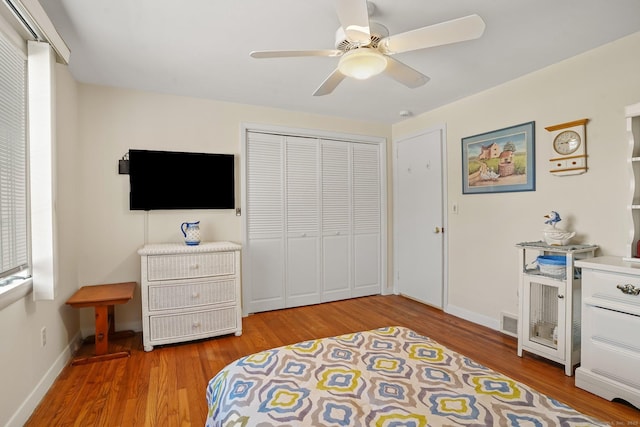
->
206;326;607;426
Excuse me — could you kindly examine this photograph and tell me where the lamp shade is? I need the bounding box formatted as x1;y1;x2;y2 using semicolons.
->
338;49;387;80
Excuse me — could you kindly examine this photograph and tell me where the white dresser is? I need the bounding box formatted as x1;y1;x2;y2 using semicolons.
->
574;256;640;408
138;241;242;352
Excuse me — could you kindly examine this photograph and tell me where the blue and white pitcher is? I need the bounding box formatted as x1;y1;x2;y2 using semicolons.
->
180;221;201;246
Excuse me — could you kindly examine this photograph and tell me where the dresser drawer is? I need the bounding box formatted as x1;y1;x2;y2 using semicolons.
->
582;304;640;389
582;269;640;314
147;278;236;311
147;251;235;281
149;307;238;341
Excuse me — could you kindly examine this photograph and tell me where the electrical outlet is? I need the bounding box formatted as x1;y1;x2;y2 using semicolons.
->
41;327;46;347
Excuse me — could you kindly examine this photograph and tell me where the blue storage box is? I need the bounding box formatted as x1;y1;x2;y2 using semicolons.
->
536;255;566;277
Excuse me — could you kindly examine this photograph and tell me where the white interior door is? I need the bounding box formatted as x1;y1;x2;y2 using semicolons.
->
394;128;445;308
352;143;382;297
245;132;286;314
285;136;321;308
243;125;387;315
321;140;351;302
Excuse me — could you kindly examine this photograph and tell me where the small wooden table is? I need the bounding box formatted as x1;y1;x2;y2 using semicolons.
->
66;281;136;365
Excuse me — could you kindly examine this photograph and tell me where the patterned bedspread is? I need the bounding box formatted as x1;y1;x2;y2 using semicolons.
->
206;326;607;426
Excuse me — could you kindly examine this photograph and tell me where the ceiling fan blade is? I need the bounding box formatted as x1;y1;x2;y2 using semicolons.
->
250;49;343;59
313;69;347;96
335;0;371;46
384;56;430;88
379;14;486;54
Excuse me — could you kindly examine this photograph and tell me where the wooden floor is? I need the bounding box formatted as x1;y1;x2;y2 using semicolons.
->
25;295;639;426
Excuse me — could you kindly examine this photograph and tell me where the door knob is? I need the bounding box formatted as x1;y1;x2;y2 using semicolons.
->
434;227;442;234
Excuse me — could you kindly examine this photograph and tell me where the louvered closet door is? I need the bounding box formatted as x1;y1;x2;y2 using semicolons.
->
321;140;352;302
245;130;384;314
245;132;286;313
285;136;321;308
352;143;382;297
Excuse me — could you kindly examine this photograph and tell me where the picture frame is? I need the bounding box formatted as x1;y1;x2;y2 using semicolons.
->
462;121;535;194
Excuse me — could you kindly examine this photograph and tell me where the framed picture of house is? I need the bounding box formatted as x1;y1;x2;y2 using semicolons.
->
462;121;535;194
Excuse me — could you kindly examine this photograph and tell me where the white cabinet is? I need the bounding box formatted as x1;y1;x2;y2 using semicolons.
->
574;256;640;409
138;242;242;352
244;131;384;315
516;242;597;376
627;102;640;259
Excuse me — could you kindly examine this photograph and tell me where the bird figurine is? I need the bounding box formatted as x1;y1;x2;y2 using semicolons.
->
544;211;561;227
542;211;575;245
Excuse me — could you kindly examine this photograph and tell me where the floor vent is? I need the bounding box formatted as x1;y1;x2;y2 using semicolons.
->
500;312;518;337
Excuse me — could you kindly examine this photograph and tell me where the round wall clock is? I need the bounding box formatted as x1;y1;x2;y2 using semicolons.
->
553;130;581;155
545;118;589;176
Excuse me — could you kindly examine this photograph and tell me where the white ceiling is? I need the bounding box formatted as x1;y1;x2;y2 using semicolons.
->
40;0;640;124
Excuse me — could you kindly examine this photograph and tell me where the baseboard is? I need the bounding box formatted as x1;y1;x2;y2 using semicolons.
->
380;286;393;296
6;331;82;427
445;304;501;332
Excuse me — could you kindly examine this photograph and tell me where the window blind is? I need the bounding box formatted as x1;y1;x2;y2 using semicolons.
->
0;30;28;279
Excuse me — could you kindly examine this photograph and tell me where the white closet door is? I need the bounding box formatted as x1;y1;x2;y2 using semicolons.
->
244;129;384;315
245;132;286;313
321;140;351;302
352;143;381;297
285;136;321;308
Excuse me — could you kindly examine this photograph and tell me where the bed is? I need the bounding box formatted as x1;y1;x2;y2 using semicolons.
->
206;326;607;426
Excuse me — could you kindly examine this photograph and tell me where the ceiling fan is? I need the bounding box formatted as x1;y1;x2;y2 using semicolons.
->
249;0;486;96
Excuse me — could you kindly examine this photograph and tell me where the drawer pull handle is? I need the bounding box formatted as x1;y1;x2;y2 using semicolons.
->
191;292;200;298
617;284;640;295
192;321;201;328
557;295;564;299
190;264;199;270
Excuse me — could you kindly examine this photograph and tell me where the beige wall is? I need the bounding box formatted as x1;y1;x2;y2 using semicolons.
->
394;31;640;327
0;64;80;427
75;85;392;333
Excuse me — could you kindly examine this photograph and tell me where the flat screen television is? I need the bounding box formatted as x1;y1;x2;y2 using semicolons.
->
128;149;235;210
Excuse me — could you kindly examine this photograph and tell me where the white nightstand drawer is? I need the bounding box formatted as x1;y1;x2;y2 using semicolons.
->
582;304;640;389
149;307;238;341
582;269;640;314
147;278;236;311
147;252;235;281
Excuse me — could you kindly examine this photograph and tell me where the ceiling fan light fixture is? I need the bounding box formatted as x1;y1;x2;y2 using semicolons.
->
338;48;387;80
